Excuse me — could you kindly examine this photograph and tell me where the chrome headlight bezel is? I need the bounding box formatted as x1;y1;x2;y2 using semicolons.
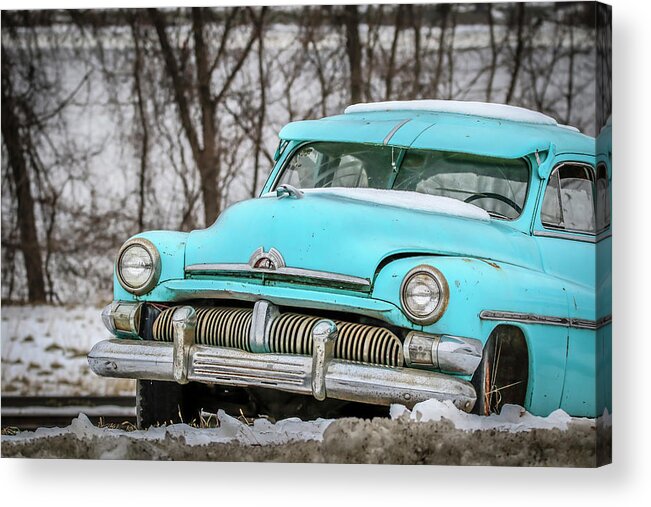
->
400;265;449;325
115;238;161;295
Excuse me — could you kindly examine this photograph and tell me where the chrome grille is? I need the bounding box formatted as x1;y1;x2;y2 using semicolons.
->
153;306;253;351
152;306;403;367
268;313;403;367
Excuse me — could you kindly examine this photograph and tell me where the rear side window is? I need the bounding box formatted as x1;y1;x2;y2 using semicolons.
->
541;164;595;233
595;163;611;233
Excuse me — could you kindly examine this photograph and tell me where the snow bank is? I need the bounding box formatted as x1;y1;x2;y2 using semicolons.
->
1;305;133;396
303;188;491;221
345;99;559;125
390;399;598;432
3;411;334;448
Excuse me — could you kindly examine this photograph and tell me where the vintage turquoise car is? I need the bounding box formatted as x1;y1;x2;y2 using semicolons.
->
89;100;612;428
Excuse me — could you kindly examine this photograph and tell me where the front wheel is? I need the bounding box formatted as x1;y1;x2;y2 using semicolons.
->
471;327;529;416
136;380;201;429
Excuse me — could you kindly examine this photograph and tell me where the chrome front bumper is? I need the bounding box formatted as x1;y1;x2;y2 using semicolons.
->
88;305;477;411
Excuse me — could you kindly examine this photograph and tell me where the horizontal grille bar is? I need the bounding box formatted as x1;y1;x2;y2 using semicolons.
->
185;263;371;292
192;349;307;387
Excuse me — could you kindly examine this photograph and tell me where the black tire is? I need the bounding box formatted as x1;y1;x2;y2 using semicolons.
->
136;380;201;429
471;327;529;416
136;381;388;427
472;334;496;416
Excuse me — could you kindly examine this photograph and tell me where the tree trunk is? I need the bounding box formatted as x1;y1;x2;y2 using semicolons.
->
343;5;362;104
384;5;405;100
252;10;267;198
409;5;422;97
505;4;526;104
432;5;450;97
131;16;149;230
1;55;47;303
485;4;498;102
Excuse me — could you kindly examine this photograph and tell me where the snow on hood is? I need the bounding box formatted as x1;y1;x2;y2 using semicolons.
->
301;188;491;222
389;399;603;433
345;99;558;126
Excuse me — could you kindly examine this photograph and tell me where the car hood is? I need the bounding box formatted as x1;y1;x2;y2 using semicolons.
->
184;189;540;282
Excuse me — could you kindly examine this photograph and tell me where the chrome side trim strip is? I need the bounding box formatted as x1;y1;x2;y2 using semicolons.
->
185;263;371;290
533;230;599;243
383;118;411;145
480;310;612;330
534;229;612;243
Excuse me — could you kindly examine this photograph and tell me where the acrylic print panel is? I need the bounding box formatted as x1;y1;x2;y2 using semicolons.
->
1;2;611;467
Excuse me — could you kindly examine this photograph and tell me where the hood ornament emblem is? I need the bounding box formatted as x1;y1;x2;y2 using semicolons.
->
249;247;286;271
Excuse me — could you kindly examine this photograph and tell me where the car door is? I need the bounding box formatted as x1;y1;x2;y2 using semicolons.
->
532;154;609;417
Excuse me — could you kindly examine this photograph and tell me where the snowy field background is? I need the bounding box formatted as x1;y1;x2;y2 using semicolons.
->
1;305;133;396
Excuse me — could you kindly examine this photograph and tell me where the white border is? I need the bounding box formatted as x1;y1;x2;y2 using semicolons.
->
2;1;650;506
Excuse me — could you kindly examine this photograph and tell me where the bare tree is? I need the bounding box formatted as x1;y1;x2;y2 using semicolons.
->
1;4;604;303
149;7;263;225
384;5;405;100
1;48;47;302
505;3;526;104
485;4;498;102
129;13;150;230
343;5;362;104
432;4;451;97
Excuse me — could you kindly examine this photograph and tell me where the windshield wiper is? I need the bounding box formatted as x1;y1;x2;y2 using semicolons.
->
487;211;509;220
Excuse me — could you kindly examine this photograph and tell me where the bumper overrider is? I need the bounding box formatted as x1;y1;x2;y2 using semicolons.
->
89;301;479;411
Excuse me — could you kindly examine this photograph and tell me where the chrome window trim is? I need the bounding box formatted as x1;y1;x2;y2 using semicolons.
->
383;119;411;145
185;263;371;290
480;310;612;330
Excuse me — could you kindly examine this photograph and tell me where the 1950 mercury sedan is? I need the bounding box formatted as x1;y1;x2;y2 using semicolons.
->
89;100;612;428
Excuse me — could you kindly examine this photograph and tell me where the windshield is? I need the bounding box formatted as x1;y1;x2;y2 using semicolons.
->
275;142;530;219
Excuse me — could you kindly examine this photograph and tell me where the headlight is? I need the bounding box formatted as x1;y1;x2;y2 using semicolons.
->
400;265;449;324
116;238;161;295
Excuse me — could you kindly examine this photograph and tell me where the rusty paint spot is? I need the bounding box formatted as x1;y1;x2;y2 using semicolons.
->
480;259;501;269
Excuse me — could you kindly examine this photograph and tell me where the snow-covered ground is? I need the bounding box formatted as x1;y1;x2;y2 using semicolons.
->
2;400;609;465
1;305;134;396
3;411;333;447
3;399;600;445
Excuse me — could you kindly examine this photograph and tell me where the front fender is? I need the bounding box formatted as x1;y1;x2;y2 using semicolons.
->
373;255;574;415
373;255;571;338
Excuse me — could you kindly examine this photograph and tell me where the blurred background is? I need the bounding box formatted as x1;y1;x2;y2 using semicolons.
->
1;2;610;403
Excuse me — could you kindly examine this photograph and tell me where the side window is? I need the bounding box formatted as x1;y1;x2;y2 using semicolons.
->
541;164;595;233
595;163;611;232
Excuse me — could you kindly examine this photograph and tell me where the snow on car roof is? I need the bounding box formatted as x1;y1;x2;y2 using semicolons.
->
345;100;559;126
